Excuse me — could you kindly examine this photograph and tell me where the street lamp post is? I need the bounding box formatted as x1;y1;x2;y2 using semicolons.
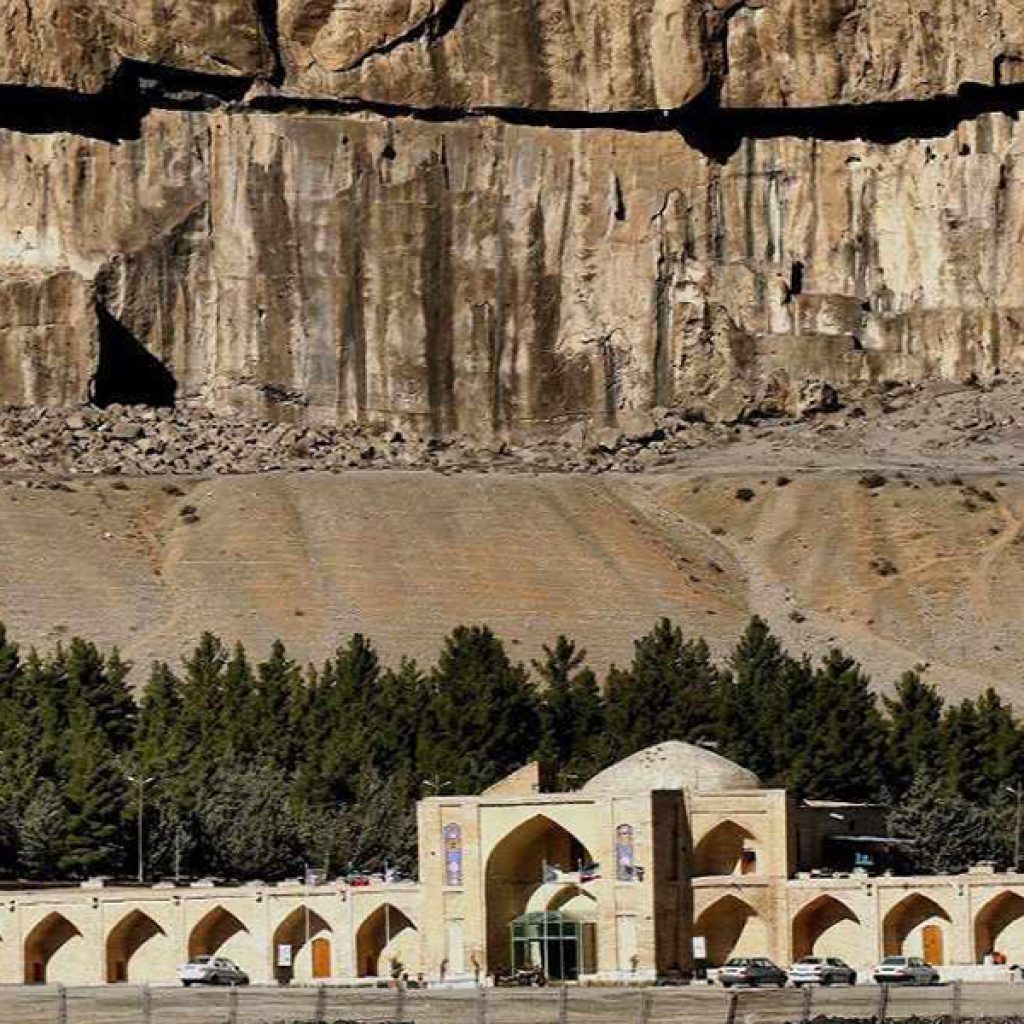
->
125;774;155;884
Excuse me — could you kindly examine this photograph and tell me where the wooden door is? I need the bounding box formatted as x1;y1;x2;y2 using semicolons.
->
923;925;944;965
312;937;331;979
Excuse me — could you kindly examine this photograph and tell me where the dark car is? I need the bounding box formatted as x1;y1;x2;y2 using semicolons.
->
718;957;787;988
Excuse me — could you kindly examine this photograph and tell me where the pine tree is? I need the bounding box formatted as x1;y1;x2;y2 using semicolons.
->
603;619;718;761
883;670;944;797
889;771;1000;873
62;639;137;752
419;626;539;793
534;637;604;784
718;618;790;780
801;650;886;801
59;705;128;877
17;780;69;880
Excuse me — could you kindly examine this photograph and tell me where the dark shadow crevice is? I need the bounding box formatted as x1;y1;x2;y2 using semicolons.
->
91;305;177;408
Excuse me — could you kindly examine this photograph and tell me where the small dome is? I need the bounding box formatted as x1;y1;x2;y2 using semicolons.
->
581;741;760;795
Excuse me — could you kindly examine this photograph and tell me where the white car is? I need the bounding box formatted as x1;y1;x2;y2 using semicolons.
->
179;955;250;986
788;956;857;986
873;956;939;986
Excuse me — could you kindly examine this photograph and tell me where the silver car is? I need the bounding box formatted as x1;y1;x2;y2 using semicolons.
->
179;955;250;986
873;956;939;986
789;956;857;986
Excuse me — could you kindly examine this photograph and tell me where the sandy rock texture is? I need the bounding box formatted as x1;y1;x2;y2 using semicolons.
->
0;0;269;94
4;107;1024;431
3;2;1024;433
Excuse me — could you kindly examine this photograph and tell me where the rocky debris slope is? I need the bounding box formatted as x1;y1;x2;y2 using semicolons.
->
4;3;1024;433
5;375;1024;478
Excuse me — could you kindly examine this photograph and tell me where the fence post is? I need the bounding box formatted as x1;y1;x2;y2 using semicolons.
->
951;979;963;1024
801;983;813;1024
724;989;739;1024
476;984;487;1024
139;984;152;1024
395;981;407;1023
876;983;889;1023
639;988;652;1024
227;985;239;1024
55;983;68;1024
558;984;569;1024
315;983;328;1024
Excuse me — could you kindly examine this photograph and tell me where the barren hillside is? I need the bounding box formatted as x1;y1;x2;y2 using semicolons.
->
3;461;1021;702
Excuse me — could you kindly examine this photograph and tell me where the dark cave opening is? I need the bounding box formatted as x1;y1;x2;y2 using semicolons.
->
91;305;177;408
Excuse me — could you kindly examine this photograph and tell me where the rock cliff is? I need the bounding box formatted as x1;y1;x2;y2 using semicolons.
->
4;1;1024;432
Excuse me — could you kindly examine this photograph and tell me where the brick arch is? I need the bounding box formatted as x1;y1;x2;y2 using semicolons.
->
883;893;952;962
272;906;332;983
24;912;83;985
693;820;759;876
792;894;862;961
356;904;418;978
975;890;1024;963
106;909;170;984
694;894;767;966
188;905;253;961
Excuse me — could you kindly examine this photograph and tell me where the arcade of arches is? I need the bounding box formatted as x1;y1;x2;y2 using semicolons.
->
6;743;1024;984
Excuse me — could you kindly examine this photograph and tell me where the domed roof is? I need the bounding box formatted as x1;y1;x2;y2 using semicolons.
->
581;741;760;795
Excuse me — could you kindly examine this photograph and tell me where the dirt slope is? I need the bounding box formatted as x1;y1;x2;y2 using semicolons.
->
2;468;1020;701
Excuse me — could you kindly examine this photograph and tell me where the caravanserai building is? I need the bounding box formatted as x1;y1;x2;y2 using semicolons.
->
2;742;1023;986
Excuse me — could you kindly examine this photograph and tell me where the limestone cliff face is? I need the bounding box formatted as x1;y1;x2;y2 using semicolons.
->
3;2;1024;431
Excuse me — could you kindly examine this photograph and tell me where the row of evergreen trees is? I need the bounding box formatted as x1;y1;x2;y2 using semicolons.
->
0;618;1019;882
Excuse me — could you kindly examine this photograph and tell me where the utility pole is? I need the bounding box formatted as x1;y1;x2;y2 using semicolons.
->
125;773;155;884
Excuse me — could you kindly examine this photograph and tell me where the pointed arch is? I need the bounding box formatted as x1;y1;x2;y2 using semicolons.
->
24;913;83;985
694;894;767;966
792;895;862;961
693;820;759;876
188;906;250;960
485;814;596;975
106;909;170;983
975;890;1024;962
883;893;952;962
356;904;418;978
272;906;332;983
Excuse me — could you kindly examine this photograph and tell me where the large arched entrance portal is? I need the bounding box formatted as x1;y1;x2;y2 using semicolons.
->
792;895;862;961
272;907;332;984
355;904;418;978
975;891;1024;963
106;910;172;983
24;913;83;985
485;815;596;978
883;894;951;963
694;895;767;966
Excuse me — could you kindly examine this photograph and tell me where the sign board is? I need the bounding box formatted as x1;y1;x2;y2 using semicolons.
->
691;936;707;960
276;944;293;968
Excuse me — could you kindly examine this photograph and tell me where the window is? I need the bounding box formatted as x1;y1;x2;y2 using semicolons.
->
443;823;463;886
615;824;635;881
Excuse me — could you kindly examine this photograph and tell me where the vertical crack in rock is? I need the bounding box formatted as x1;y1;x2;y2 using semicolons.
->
254;0;285;85
339;0;472;74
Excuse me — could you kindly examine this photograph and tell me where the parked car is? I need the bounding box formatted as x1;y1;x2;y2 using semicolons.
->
718;957;788;987
179;956;250;986
788;956;857;986
872;956;940;986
